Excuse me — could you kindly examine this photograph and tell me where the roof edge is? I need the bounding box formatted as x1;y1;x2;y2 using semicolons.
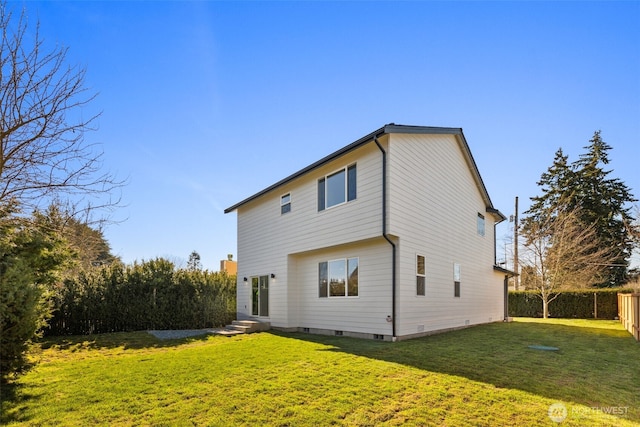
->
224;124;386;213
493;265;518;276
486;206;507;222
384;124;463;135
224;124;482;213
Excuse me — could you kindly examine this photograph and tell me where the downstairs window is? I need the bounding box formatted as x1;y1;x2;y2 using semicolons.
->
319;257;359;297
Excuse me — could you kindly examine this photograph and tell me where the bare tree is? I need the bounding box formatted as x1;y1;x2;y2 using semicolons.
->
520;206;617;318
0;3;122;217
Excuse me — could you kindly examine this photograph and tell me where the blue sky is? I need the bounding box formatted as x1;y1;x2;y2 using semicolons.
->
22;1;640;270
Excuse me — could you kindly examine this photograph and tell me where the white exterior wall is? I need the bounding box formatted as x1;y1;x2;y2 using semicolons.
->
235;141;388;330
387;133;504;337
231;130;505;339
289;238;393;335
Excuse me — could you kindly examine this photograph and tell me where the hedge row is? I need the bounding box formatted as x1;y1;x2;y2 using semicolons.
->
46;258;236;336
508;289;635;319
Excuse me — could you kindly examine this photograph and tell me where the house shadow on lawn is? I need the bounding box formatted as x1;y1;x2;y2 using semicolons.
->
275;320;640;423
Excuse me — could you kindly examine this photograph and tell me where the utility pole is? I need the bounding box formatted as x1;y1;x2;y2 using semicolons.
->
514;196;519;290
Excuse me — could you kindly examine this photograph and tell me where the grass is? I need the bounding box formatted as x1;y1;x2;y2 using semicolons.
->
1;318;639;426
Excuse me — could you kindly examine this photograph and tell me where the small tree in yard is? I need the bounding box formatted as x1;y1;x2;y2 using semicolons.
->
520;206;616;318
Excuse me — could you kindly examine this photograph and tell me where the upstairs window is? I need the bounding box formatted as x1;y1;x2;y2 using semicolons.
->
318;164;357;211
281;193;291;214
477;213;485;236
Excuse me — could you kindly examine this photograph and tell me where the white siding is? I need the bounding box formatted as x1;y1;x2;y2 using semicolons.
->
387;133;504;336
232;130;504;339
235;141;387;329
289;238;393;335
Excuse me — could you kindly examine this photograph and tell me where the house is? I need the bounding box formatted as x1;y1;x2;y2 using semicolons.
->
220;256;237;275
224;124;512;341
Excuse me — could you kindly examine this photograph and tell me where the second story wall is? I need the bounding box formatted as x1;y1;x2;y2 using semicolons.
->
236;138;387;267
387;132;502;333
387;132;491;242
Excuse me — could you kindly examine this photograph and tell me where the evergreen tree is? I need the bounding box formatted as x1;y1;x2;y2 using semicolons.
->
40;203;118;274
571;131;637;286
0;201;71;381
521;148;575;237
187;251;202;271
522;131;638;290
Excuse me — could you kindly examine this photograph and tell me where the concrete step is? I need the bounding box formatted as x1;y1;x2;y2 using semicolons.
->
221;320;271;335
233;320;271;332
226;324;252;332
215;329;244;336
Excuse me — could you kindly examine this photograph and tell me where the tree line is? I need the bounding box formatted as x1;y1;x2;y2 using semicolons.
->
47;259;236;336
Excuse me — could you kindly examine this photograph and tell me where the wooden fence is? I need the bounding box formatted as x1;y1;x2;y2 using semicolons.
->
618;293;640;342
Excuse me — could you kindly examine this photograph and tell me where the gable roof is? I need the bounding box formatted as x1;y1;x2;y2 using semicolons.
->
224;124;505;220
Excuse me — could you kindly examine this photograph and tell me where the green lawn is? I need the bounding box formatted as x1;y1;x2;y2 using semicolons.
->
1;318;639;426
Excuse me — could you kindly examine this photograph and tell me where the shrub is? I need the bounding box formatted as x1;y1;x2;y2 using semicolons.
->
0;263;48;381
46;259;237;336
0;204;70;381
508;289;634;319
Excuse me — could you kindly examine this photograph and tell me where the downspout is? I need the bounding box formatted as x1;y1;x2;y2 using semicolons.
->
373;136;397;340
493;215;512;321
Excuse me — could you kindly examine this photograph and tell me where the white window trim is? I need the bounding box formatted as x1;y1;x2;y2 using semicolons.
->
320;257;359;298
477;212;485;236
319;163;357;211
416;254;426;297
453;262;461;298
280;193;291;214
